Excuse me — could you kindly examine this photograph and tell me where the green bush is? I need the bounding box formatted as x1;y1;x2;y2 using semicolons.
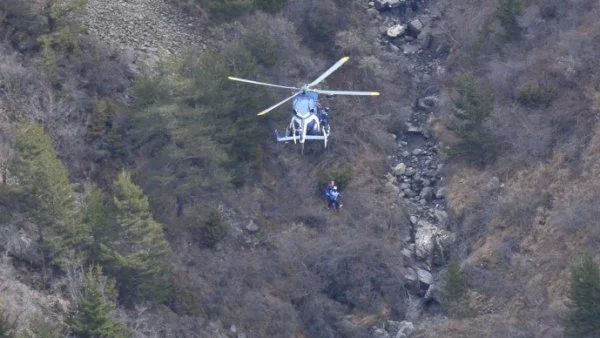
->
516;82;558;107
37;0;87;83
184;208;227;248
194;0;287;19
10;123;91;267
495;0;524;41
441;261;473;318
244;32;279;67
201;0;254;20
565;254;600;337
87;97;126;158
318;164;353;192
447;75;499;166
0;309;14;338
254;0;288;13
168;277;204;315
67;266;131;338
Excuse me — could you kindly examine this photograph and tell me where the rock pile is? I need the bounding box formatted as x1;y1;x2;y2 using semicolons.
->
369;0;457;329
84;0;207;65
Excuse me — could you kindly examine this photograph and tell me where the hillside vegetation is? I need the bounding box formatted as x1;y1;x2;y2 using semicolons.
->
418;0;600;336
1;0;600;337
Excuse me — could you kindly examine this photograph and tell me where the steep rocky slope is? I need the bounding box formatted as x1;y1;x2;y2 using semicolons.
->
84;0;208;66
2;0;599;337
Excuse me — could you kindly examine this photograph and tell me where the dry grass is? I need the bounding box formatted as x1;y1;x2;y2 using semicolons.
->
431;0;600;335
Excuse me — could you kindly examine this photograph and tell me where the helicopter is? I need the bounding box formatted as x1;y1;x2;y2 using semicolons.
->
228;57;380;151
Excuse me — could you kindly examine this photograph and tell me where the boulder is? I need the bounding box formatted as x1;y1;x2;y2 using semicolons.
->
402;44;419;55
388;43;400;53
414;220;455;265
407;18;424;36
424;283;443;304
484;176;501;193
245;220;259;233
402;267;418;283
367;8;380;18
387;320;415;338
435;187;447;199
372;327;391;338
375;0;402;10
385;182;400;194
416;268;432;285
420;187;434;201
434;209;448;226
417;96;439;111
393;163;407;176
386;24;407;38
385;172;396;183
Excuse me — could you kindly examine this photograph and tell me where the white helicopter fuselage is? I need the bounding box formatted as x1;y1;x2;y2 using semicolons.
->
290;113;321;144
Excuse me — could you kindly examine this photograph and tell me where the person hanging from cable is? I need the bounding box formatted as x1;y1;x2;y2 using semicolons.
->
325;185;342;209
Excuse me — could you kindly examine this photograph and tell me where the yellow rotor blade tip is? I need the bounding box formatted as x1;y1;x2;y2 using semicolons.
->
372;92;380;96
342;57;350;62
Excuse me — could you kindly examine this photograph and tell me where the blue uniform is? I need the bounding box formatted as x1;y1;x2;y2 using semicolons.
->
325;189;341;209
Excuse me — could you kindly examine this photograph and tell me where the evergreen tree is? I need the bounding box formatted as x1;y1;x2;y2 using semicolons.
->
0;309;14;338
81;184;113;262
67;266;131;338
565;255;600;338
102;171;172;305
11;123;91;267
496;0;523;41
447;75;498;166
441;260;472;318
38;0;86;81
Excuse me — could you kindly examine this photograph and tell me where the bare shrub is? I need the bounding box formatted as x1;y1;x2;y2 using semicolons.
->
237;12;317;80
553;184;600;250
184;223;409;337
492;105;553;163
77;37;133;97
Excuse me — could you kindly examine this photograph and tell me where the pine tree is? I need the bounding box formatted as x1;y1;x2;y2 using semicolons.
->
565;255;600;338
496;0;523;41
67;266;131;338
102;171;172;305
0;309;14;338
447;75;498;166
11;123;91;267
441;260;472;318
81;184;113;262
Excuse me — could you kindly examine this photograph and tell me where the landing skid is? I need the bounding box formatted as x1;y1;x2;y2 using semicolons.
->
275;128;328;151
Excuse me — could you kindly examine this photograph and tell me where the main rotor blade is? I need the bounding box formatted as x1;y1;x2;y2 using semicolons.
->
228;76;300;90
308;57;350;87
311;89;380;96
257;91;302;116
